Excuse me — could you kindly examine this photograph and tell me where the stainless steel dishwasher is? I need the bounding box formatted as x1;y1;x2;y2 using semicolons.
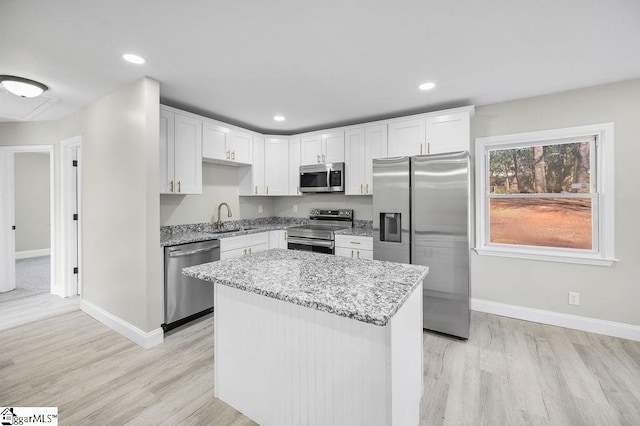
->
163;239;220;332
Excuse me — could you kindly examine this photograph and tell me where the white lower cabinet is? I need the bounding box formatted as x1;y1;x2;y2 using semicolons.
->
334;235;373;260
220;232;270;260
269;230;288;249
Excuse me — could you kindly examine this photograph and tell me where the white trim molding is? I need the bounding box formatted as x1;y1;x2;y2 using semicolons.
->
81;300;163;349
472;298;640;342
15;248;51;259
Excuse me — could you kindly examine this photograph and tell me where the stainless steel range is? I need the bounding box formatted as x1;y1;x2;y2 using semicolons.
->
287;209;353;254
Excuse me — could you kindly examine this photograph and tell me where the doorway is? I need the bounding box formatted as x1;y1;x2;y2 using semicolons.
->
0;145;55;294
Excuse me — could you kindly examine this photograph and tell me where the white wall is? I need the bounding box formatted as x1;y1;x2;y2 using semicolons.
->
14;152;50;252
73;77;162;333
471;78;640;327
160;162;275;226
274;194;373;221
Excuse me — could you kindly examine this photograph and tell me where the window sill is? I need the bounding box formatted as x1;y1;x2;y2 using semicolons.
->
474;247;618;267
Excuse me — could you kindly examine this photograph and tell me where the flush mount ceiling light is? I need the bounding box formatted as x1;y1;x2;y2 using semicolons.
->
0;75;48;98
273;115;285;122
122;53;145;64
419;82;436;91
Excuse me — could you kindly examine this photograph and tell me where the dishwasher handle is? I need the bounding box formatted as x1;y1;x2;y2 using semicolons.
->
168;246;218;258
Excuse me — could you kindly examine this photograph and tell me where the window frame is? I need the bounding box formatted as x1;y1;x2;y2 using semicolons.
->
475;123;617;266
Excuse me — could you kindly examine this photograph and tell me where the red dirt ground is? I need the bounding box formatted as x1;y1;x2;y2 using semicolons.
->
490;198;592;249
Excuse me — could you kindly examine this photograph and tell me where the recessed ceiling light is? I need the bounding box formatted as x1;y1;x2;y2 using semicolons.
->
273;115;285;122
123;53;145;65
419;82;436;91
0;75;48;98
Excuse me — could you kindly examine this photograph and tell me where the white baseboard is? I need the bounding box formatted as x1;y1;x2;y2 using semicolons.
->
15;248;51;259
81;300;163;349
471;298;640;342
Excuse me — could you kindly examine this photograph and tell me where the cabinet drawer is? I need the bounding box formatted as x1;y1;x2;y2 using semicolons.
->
335;235;373;251
220;235;247;251
220;247;246;260
247;232;269;246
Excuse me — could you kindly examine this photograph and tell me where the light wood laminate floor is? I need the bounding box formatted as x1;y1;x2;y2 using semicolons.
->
1;290;639;425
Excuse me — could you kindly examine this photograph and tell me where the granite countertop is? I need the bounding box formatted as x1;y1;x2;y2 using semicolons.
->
335;227;374;238
183;249;428;326
161;218;308;247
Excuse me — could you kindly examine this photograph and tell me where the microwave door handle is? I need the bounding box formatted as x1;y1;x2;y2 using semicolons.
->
326;168;331;189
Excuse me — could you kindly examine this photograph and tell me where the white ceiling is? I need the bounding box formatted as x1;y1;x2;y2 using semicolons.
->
1;0;639;134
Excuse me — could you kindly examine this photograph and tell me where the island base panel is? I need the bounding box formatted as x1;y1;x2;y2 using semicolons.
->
214;282;423;425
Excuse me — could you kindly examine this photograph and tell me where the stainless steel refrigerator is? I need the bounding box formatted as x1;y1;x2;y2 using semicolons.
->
373;151;470;339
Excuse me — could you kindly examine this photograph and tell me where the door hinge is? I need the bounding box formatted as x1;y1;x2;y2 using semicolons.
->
73;213;78;221
73;267;79;274
72;160;78;167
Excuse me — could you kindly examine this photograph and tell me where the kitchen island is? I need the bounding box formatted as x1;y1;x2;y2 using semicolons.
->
183;249;428;426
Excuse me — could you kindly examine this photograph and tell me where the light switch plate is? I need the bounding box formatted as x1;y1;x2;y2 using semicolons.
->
568;292;580;306
258;205;263;213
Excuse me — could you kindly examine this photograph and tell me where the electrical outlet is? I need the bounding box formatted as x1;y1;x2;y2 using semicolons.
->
258;205;263;213
568;292;580;306
293;204;298;213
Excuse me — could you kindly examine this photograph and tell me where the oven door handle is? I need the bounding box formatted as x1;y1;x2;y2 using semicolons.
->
287;237;334;248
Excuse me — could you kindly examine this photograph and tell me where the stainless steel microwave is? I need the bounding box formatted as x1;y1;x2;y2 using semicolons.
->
299;162;345;193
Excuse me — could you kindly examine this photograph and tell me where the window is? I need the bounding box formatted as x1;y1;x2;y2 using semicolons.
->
475;123;616;266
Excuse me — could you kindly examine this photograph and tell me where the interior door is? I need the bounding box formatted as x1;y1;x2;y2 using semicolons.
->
0;149;16;293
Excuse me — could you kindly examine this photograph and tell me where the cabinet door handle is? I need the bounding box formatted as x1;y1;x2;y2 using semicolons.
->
284;231;287;240
266;186;269;195
350;241;361;245
420;143;423;155
170;180;174;193
427;142;430;154
232;151;236;160
360;183;363;194
249;247;252;254
317;154;321;163
357;250;360;258
322;154;326;162
177;181;181;192
226;150;230;160
365;183;369;193
351;249;354;258
243;249;247;255
297;185;299;194
255;186;257;194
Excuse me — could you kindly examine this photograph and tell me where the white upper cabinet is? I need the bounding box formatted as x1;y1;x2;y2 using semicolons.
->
364;124;388;193
230;129;253;164
159;108;175;194
322;131;345;163
300;134;322;165
345;125;387;195
344;128;366;195
202;120;230;161
160;107;202;194
264;137;289;196
425;111;470;154
288;137;301;196
202;119;252;165
300;131;344;165
387;117;426;157
387;108;473;157
251;136;265;195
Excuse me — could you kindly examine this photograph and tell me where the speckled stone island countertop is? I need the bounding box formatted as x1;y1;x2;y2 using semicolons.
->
161;217;308;247
183;248;428;326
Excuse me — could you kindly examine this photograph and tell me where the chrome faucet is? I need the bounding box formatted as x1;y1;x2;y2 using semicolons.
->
216;202;232;229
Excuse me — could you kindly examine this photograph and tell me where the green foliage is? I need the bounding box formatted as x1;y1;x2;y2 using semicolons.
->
489;141;590;194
